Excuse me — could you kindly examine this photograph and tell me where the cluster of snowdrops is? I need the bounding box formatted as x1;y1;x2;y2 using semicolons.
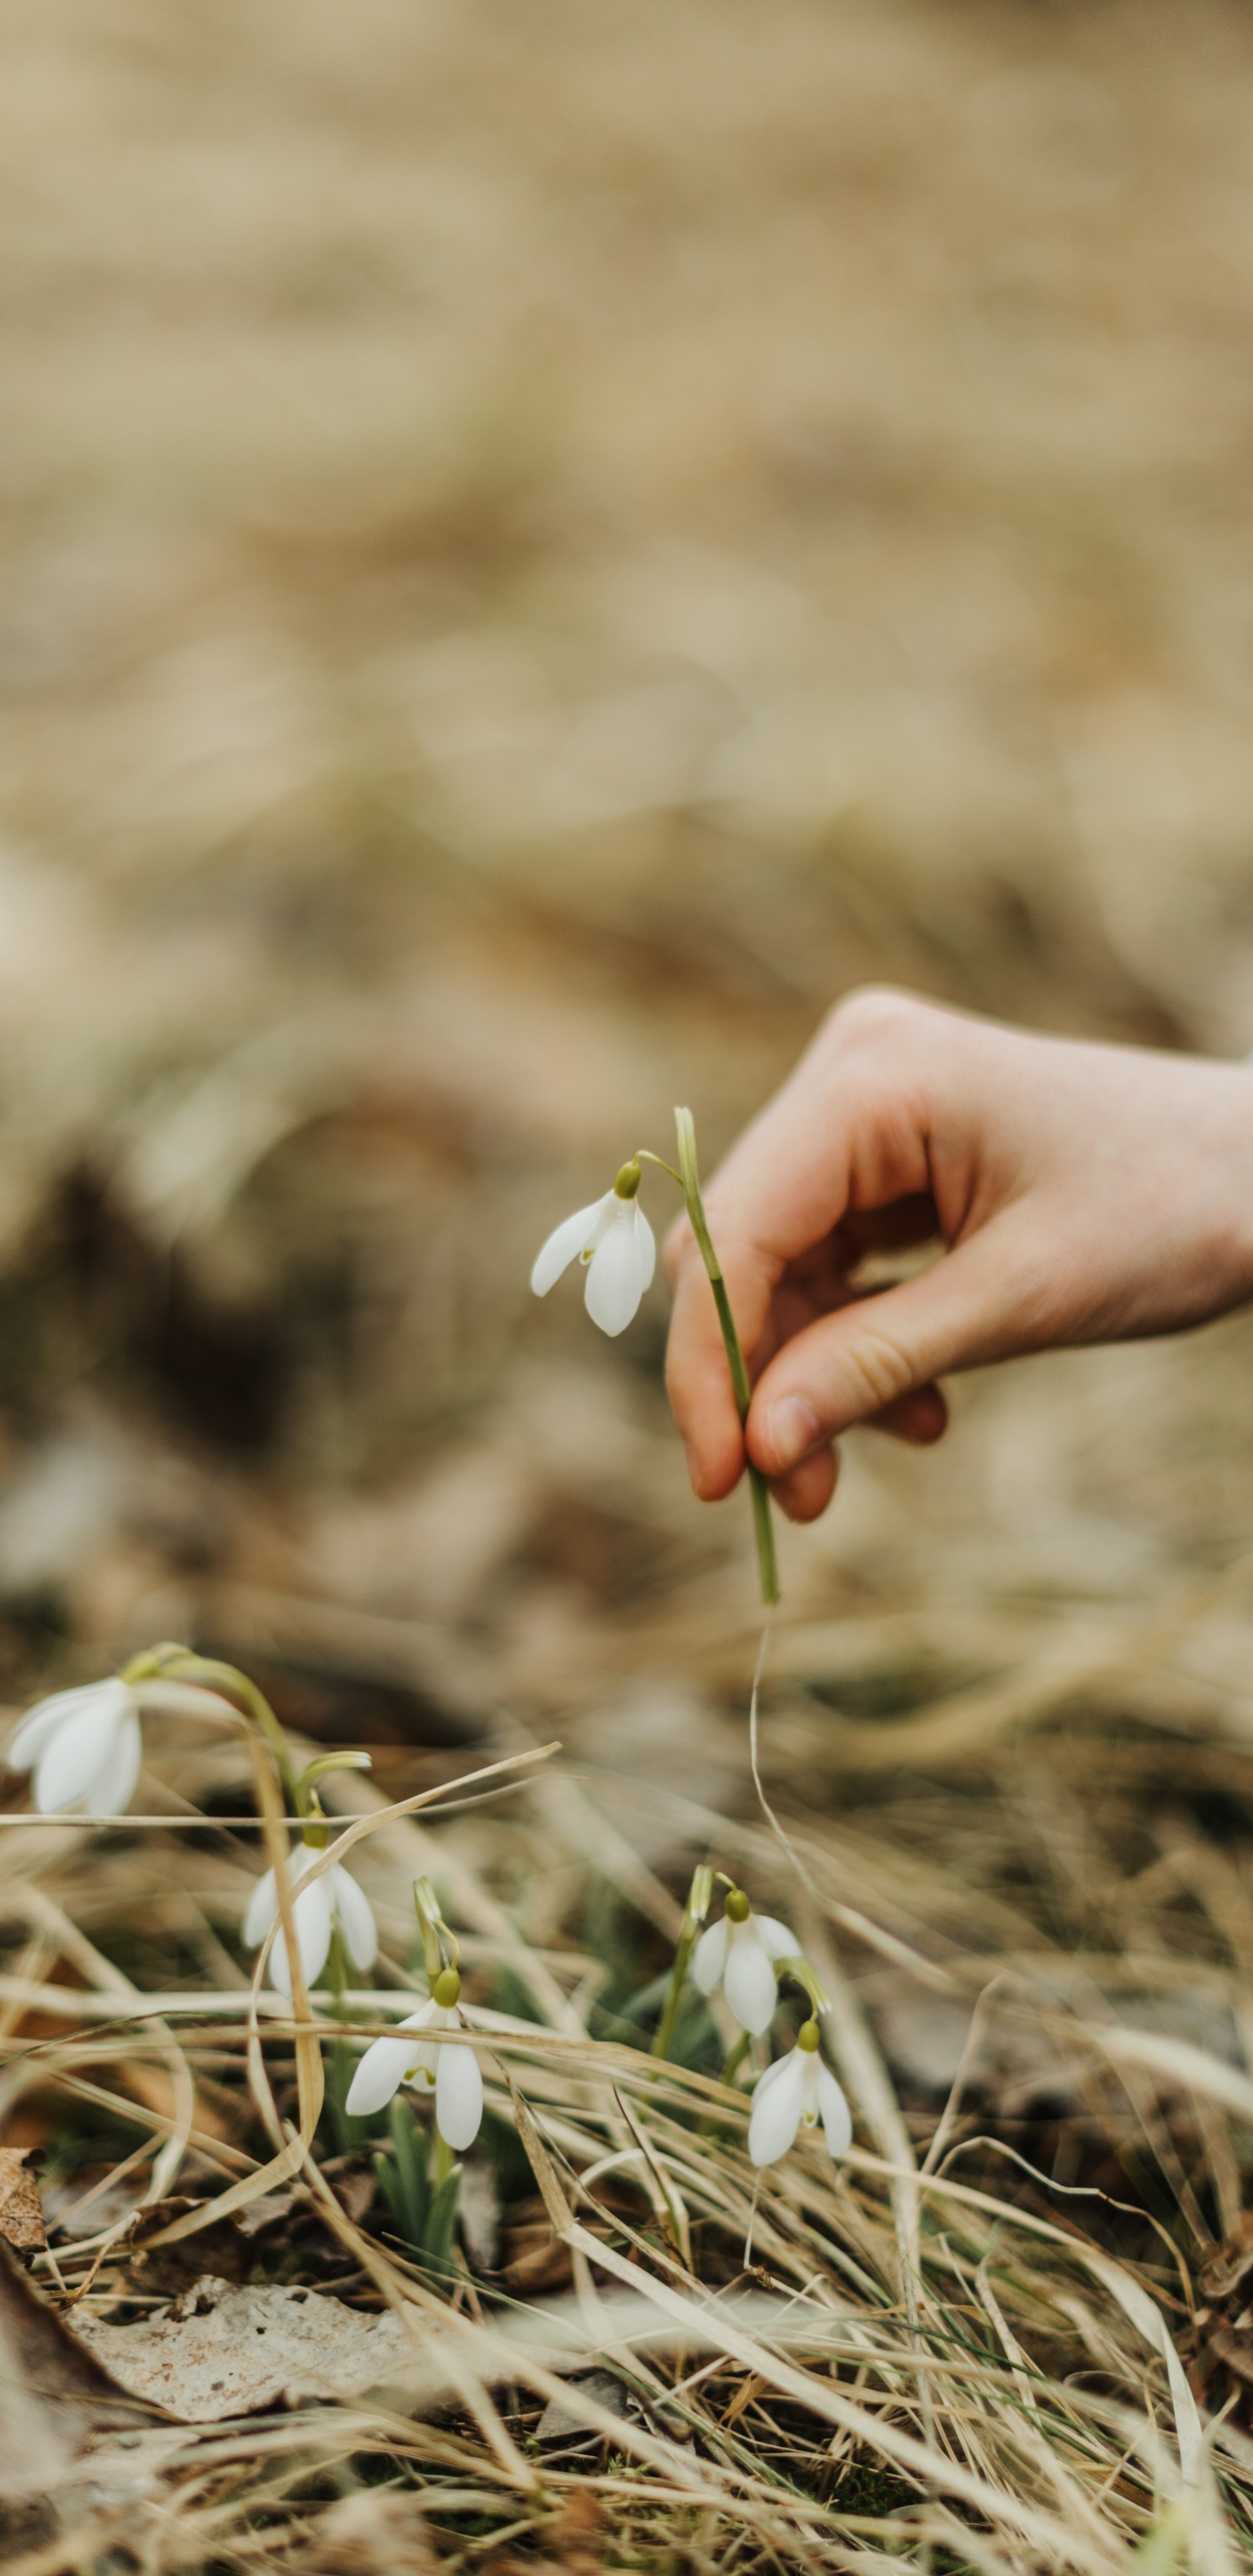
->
3;1121;852;2231
6;1655;851;2178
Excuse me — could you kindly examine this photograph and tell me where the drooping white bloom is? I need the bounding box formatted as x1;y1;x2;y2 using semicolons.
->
244;1842;378;1997
345;1972;483;2150
6;1677;143;1818
748;2023;852;2169
531;1164;656;1338
691;1891;797;2036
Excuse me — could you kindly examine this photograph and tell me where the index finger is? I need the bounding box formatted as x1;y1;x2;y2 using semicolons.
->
661;1005;937;1493
661;1052;854;1500
663;1214;779;1499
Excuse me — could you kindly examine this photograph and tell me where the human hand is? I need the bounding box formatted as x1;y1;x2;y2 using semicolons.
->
665;989;1253;1524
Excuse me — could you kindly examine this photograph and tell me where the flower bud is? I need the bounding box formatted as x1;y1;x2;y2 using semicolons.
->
724;1887;751;1924
432;1966;461;2008
613;1157;642;1199
798;2018;821;2052
687;1863;714;1928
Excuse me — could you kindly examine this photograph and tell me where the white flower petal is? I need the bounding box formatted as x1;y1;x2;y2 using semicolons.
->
748;2054;805;2167
245;1844;312;1953
584;1203;650;1336
435;2032;483;2150
345;2034;412;2115
723;1924;779;2035
531;1197;611;1297
294;1871;334;1981
754;1915;799;1965
405;2004;454;2090
751;2051;794;2102
34;1692;128;1815
815;2063;853;2157
10;1680;131;1774
345;2004;436;2116
344;2033;419;2121
586;1198;618;1251
271;1868;332;1996
86;1710;142;1817
244;1866;279;1949
332;1864;378;1971
690;1918;729;1996
632;1201;656;1291
7;1695;70;1774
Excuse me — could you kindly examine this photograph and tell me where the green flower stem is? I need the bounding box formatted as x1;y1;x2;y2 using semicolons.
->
650;1862;714;2063
774;1953;830;2017
325;1925;349;2012
696;2028;753;2137
650;1922;699;2063
126;1643;298;1802
432;2126;455;2190
673;1108;780;1606
296;1749;372;1809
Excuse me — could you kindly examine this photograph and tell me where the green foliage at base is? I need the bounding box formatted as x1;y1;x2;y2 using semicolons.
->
373;2096;460;2278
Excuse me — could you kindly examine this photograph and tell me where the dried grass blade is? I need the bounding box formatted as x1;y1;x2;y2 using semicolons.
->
509;2078;1110;2565
14;1888;196;2203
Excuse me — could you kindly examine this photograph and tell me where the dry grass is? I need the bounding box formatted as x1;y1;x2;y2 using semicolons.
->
4;1668;1253;2576
2;0;1253;2565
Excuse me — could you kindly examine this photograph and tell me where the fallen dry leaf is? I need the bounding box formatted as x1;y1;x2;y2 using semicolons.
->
0;2238;153;2499
69;2273;417;2424
0;2148;45;2253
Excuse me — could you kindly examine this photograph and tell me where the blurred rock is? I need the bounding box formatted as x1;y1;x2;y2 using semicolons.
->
535;2369;634;2451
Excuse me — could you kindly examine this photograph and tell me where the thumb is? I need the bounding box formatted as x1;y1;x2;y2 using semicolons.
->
745;1224;1032;1477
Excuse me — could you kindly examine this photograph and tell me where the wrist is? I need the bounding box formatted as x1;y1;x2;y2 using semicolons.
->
1172;1058;1253;1320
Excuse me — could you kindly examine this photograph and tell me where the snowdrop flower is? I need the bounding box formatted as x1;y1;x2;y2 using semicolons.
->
748;2020;852;2169
345;1968;483;2150
6;1677;143;1817
244;1842;378;1997
691;1887;797;2036
531;1158;656;1338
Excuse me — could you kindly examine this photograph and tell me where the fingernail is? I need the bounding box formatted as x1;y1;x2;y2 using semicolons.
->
683;1439;704;1493
763;1394;821;1471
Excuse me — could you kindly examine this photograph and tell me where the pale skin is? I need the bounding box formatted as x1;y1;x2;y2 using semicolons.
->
664;989;1253;1526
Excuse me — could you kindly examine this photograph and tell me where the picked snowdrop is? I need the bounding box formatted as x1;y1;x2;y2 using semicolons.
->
244;1841;378;1998
691;1886;799;2036
529;1108;779;1601
531;1157;656;1338
6;1676;144;1818
748;2020;852;2170
345;1968;483;2151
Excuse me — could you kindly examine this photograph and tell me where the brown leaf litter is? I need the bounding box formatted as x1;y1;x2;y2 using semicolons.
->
0;2148;45;2253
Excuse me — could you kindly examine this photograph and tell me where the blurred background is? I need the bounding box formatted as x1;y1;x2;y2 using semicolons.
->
3;0;1253;1882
